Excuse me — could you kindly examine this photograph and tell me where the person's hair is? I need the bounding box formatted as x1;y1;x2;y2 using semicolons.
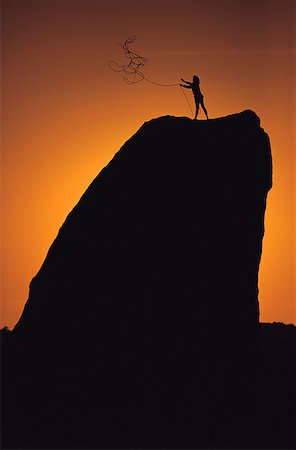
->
193;75;200;83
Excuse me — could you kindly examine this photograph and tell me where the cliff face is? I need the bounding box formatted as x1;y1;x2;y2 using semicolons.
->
14;110;272;346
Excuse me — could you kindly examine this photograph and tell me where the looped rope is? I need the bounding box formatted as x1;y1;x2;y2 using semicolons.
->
108;36;194;116
108;36;179;87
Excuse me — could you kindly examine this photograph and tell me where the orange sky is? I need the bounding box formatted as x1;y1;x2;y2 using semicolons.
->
1;0;295;329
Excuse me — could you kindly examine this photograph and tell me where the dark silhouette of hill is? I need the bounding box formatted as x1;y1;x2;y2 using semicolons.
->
2;111;295;448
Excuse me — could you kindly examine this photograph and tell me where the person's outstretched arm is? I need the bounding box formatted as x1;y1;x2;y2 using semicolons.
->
179;83;191;88
181;78;191;84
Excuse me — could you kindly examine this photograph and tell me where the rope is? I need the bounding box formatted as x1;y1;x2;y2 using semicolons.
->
108;36;194;116
144;78;194;117
142;76;179;87
109;36;180;86
180;86;194;117
108;36;148;85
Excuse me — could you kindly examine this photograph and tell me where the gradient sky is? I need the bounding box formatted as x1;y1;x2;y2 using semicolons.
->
1;0;295;328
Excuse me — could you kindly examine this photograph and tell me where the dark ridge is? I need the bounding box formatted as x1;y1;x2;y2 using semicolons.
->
2;112;295;449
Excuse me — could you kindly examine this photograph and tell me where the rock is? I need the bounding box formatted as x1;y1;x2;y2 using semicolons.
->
4;111;285;449
14;110;272;347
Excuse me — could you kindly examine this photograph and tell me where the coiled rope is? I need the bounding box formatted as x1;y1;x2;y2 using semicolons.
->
108;36;194;117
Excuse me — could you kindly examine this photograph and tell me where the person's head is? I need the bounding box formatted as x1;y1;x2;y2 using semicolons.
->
193;75;200;84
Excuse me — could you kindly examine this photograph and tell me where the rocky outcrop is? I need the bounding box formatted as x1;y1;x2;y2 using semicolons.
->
3;111;281;449
14;110;272;346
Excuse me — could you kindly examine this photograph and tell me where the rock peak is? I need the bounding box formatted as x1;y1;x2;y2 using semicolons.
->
14;110;272;341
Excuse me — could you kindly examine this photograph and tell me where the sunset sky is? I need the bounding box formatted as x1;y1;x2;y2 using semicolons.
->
1;0;295;329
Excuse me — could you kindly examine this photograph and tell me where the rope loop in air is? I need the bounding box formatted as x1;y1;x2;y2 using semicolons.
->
108;36;194;117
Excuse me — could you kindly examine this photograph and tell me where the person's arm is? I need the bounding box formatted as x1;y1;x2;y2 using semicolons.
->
181;78;191;84
179;83;191;88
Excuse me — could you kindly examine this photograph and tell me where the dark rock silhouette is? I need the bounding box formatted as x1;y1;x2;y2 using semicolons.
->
2;111;295;448
15;110;272;340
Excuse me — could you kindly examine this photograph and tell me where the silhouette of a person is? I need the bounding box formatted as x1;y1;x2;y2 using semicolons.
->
180;75;209;120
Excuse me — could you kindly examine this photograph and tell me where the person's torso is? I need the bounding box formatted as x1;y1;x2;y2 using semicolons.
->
192;84;203;101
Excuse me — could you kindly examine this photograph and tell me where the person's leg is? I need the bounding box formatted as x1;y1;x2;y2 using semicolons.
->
201;100;209;119
194;103;200;120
